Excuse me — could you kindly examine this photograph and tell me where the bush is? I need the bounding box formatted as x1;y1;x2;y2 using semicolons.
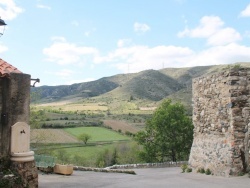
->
205;168;211;175
186;168;192;173
238;171;245;176
181;164;187;173
197;167;205;174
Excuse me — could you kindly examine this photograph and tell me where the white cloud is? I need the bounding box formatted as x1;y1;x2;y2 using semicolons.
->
178;16;241;46
94;43;250;73
0;0;23;20
189;43;250;66
239;4;250;17
207;28;242;46
178;16;224;38
0;44;8;53
43;38;99;65
94;45;194;72
117;39;132;48
134;22;150;33
37;4;51;10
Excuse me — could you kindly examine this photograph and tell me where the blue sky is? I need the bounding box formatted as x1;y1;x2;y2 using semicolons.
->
0;0;250;86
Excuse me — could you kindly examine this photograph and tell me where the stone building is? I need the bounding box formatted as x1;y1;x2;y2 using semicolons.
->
0;59;38;187
189;66;250;176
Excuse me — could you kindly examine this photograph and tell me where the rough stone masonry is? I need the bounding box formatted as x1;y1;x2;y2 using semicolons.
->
189;66;250;176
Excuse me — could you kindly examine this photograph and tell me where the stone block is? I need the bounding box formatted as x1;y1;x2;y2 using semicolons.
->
53;164;74;175
11;122;30;153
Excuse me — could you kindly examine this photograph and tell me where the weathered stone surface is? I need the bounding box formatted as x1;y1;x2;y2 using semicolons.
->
11;160;38;188
189;67;250;177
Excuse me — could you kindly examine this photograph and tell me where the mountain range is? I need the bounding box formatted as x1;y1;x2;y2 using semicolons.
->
32;63;250;110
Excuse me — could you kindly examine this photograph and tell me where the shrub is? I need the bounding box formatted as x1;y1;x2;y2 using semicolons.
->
238;171;245;176
181;164;188;173
205;168;211;175
197;167;205;174
186;168;192;173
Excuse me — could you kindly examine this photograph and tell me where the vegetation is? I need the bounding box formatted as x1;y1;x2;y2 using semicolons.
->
197;167;205;174
135;99;193;162
30;64;250;167
78;133;91;144
64;127;130;142
205;168;212;175
181;164;188;173
186;167;192;173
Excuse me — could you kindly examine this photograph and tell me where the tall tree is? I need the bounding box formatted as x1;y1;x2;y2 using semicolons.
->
135;99;193;162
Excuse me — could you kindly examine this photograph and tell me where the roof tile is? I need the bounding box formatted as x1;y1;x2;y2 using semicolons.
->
0;59;22;77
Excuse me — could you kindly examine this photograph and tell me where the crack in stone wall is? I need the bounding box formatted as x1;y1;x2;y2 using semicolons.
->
189;67;250;176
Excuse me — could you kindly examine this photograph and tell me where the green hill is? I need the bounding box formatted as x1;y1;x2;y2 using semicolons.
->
32;63;250;109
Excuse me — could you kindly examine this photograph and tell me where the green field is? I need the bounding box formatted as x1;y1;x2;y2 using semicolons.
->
64;127;131;142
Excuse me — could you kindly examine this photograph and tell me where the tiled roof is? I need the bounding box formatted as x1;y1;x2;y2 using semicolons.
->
0;58;22;77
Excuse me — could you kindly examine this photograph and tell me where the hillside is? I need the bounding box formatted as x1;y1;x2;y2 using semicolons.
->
32;63;250;107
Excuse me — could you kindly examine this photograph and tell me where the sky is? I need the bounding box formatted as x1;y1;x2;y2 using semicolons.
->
0;0;250;86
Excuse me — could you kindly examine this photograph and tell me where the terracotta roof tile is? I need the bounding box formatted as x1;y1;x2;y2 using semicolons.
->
0;59;22;77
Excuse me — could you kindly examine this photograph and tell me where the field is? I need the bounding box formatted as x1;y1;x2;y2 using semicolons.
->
31;98;150;167
64;127;131;142
37;102;108;112
31;127;134;167
31;129;78;143
103;120;139;133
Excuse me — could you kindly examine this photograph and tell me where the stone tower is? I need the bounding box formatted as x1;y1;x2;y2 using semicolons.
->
189;66;250;176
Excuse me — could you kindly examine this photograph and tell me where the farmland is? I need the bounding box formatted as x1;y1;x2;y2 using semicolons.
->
103;120;139;133
31;124;137;166
64;127;131;142
31;129;78;143
31;89;154;167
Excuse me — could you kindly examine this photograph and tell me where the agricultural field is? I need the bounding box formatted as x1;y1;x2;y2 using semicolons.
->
36;102;108;113
31;126;135;167
103;120;139;134
31;129;79;143
31;98;151;167
64;127;131;142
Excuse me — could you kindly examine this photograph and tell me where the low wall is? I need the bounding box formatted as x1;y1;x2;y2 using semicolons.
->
107;161;187;169
73;161;187;173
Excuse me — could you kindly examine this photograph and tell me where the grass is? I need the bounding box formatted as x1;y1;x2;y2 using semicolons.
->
34;142;120;166
64;127;131;142
56;143;116;159
62;104;108;111
31;129;79;143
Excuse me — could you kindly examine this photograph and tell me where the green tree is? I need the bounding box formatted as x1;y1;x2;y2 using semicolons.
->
30;108;47;129
78;133;91;144
135;99;193;162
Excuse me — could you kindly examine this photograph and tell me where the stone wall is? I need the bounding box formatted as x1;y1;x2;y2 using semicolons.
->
11;161;38;187
189;67;250;176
